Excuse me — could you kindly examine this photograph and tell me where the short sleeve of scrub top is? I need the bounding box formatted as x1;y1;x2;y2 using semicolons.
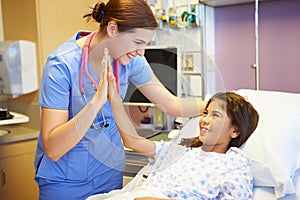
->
117;55;153;101
39;35;82;110
126;56;153;85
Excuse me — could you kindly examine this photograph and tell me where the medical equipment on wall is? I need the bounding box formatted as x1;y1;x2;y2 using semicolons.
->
0;40;38;126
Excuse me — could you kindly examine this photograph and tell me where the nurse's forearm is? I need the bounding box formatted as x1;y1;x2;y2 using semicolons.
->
177;98;206;117
42;94;106;162
140;77;206;117
156;97;206;118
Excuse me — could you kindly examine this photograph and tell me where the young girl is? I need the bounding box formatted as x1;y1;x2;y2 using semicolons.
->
108;70;259;199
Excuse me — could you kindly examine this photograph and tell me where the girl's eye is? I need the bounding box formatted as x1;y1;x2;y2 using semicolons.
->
212;112;221;117
134;40;144;45
202;111;208;116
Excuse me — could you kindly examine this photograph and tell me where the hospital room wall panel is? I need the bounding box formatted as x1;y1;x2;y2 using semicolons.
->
214;0;300;93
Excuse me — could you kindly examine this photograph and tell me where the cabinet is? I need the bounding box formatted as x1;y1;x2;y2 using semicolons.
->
0;139;38;200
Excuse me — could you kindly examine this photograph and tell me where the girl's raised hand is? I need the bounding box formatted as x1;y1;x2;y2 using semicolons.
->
107;57;118;101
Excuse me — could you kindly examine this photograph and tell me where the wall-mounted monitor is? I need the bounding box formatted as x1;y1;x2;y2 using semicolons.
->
123;46;181;106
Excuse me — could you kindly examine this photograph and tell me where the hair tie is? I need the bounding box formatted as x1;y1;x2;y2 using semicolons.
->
93;2;105;23
99;9;104;18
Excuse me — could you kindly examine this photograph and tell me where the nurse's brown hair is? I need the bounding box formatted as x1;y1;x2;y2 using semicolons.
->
83;0;158;32
180;92;259;150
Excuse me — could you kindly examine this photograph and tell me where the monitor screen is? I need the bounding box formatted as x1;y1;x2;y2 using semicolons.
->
123;46;180;105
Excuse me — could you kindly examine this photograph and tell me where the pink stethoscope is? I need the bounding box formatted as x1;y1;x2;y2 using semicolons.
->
79;31;120;130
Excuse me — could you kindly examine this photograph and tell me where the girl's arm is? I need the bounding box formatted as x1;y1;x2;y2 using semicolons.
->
108;71;156;159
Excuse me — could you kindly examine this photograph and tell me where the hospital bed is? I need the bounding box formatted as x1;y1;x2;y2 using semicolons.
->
88;89;300;200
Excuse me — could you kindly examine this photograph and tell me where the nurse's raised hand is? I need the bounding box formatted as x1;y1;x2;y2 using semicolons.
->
94;48;109;103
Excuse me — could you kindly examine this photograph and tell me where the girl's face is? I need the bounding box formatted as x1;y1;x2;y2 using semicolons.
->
107;28;156;65
199;99;238;153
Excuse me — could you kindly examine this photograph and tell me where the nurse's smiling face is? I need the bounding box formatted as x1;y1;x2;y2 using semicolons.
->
199;99;239;152
106;28;156;65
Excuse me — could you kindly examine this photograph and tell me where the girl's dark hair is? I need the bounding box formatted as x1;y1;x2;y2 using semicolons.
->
83;0;158;32
180;92;259;150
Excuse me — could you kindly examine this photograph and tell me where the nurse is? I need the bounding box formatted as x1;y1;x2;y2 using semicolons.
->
34;0;206;199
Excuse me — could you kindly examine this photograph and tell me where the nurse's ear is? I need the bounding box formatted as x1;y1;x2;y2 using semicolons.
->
107;21;118;37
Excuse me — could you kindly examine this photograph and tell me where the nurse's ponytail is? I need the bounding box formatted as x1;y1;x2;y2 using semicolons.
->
83;0;158;32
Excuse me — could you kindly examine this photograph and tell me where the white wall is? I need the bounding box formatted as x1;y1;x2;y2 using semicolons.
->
203;6;216;99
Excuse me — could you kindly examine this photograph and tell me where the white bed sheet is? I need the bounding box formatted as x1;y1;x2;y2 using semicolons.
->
253;169;300;200
253;187;276;200
88;165;300;200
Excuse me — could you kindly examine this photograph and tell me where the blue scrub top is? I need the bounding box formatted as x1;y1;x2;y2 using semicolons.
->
34;31;153;196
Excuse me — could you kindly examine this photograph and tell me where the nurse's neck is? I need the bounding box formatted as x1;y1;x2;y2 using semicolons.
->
89;33;111;76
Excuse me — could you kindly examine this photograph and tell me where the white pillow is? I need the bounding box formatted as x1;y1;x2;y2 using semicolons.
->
235;89;300;199
172;116;200;143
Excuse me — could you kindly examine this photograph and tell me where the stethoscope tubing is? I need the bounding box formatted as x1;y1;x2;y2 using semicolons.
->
79;31;119;129
79;31;98;94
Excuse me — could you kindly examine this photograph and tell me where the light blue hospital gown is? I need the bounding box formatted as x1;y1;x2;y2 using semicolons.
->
143;142;253;200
